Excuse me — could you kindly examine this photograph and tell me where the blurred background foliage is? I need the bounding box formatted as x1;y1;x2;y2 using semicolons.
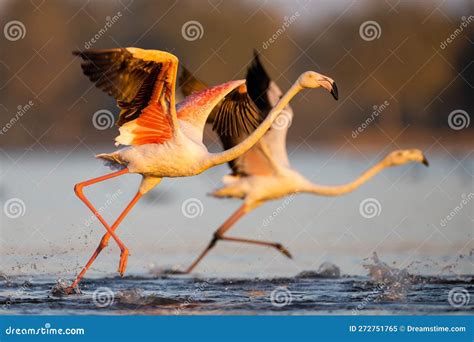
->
0;0;472;148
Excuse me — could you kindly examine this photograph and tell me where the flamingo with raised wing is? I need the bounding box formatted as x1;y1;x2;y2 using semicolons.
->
182;52;429;273
67;48;331;292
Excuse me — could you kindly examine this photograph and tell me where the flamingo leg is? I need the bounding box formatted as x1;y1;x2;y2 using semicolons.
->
184;204;291;273
68;190;144;292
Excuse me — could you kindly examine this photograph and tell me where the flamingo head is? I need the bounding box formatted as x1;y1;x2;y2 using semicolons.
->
383;149;429;167
297;71;338;100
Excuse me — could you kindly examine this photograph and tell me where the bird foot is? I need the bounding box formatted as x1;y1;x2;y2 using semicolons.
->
275;243;292;259
118;249;129;276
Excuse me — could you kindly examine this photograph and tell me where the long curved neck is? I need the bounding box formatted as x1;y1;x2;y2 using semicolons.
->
208;81;303;167
304;161;387;196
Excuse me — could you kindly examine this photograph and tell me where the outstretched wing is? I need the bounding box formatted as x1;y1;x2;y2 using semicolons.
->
74;48;179;146
178;66;261;134
219;51;292;176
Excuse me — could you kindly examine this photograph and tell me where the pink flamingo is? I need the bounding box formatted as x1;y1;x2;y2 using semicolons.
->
67;48;332;292
180;52;428;273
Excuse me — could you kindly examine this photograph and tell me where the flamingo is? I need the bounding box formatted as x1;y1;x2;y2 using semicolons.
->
181;52;429;273
67;48;332;292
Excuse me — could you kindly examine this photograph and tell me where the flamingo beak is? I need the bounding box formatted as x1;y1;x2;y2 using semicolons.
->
422;155;429;167
330;82;339;101
320;77;338;100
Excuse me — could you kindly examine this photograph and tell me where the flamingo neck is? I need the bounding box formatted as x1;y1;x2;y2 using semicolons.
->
207;81;303;167
304;161;387;196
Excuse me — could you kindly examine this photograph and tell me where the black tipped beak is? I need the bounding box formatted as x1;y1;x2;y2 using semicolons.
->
330;82;338;101
422;156;429;167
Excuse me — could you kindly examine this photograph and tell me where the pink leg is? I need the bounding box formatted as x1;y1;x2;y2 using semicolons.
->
185;204;291;273
68;191;143;292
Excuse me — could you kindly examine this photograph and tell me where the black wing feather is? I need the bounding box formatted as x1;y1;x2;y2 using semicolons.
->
246;50;271;113
73;48;161;126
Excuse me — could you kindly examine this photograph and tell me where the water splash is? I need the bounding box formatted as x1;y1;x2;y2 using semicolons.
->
363;252;412;301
